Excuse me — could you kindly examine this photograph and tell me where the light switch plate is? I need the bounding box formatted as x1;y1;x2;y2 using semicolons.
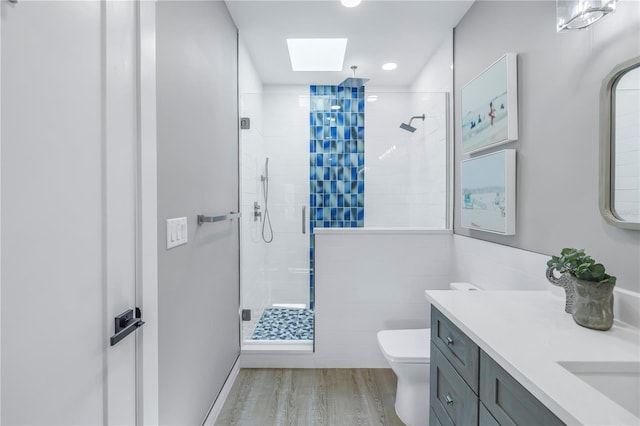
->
166;217;188;249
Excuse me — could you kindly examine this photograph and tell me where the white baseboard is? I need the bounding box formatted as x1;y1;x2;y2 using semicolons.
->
202;356;240;426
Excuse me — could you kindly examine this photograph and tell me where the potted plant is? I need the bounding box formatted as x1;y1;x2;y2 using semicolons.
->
547;248;616;330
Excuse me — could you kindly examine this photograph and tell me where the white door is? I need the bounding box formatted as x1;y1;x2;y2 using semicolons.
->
1;1;146;424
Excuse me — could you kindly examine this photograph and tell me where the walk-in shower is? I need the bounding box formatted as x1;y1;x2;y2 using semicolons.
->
399;113;425;132
239;89;448;351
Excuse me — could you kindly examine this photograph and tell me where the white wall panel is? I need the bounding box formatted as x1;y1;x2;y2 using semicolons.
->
365;92;448;227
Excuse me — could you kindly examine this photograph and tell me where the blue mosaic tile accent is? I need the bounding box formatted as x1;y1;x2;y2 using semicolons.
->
308;84;365;309
250;308;314;341
309;84;365;231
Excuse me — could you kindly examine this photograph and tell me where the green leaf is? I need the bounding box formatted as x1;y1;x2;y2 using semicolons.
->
549;248;614;284
591;264;606;280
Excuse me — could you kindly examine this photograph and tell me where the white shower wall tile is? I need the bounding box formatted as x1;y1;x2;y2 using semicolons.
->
452;235;552;291
313;232;453;367
260;203;307;236
314;330;392;366
319;302;431;332
262;147;308;174
240;210;268;246
364;91;448;228
262;178;308;210
261;245;307;275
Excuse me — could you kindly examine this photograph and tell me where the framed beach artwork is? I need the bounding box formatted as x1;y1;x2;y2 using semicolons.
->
461;149;516;235
461;53;518;154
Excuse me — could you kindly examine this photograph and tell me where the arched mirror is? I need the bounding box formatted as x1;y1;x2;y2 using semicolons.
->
600;57;640;230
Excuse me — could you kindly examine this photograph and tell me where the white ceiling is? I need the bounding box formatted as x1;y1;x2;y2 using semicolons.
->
225;0;475;87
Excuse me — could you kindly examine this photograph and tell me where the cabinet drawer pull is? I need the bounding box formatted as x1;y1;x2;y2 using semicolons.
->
445;394;454;405
446;336;454;345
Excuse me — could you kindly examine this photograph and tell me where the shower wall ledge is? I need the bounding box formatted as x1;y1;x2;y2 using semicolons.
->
313;227;452;235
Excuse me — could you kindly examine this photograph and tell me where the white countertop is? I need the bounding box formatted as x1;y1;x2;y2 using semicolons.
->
425;290;640;426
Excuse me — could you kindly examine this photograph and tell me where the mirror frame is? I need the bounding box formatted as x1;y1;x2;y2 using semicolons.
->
599;56;640;230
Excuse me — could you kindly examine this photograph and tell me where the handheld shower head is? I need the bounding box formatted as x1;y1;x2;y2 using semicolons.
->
261;157;269;182
399;114;426;132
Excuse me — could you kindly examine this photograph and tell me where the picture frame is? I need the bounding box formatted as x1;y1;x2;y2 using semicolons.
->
461;149;516;235
461;53;518;154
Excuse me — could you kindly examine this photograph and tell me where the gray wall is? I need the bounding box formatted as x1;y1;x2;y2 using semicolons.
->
454;0;640;292
157;2;240;424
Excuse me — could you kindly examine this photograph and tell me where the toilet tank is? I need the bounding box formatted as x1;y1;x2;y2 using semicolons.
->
450;282;481;291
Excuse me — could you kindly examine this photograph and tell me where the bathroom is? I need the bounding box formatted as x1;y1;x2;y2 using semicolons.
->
0;0;638;425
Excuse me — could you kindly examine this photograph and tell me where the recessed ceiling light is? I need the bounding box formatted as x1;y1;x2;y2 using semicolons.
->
341;0;362;7
286;38;348;71
382;62;397;71
366;95;378;102
331;105;341;110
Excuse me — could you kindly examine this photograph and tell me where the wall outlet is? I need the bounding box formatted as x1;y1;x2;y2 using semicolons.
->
166;217;188;249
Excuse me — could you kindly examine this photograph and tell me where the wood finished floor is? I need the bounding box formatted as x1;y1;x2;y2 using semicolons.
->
215;368;405;426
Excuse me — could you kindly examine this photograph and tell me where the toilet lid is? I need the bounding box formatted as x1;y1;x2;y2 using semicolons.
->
377;328;431;364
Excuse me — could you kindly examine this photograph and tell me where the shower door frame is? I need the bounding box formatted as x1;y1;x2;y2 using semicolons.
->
238;89;314;350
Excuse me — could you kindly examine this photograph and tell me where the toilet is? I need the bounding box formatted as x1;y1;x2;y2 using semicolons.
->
377;282;480;426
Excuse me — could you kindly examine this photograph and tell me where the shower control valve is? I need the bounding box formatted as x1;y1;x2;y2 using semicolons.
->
253;202;262;221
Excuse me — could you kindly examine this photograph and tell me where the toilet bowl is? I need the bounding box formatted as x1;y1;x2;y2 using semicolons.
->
377;328;430;426
377;282;480;426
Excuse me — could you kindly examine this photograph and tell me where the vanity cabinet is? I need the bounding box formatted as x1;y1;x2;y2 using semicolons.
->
430;308;565;426
431;341;479;425
430;307;479;425
432;305;479;393
480;351;564;426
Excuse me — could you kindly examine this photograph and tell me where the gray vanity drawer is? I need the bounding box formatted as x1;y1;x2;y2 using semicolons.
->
479;402;500;426
430;408;444;426
431;343;479;426
480;351;565;426
432;307;480;393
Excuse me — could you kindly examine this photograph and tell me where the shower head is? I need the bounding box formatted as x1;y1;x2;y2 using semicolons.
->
339;65;369;88
399;114;425;132
399;123;417;132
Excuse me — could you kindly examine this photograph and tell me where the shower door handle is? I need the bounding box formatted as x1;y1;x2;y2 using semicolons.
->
302;206;306;234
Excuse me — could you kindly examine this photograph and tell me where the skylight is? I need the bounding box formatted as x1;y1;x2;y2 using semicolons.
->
286;38;348;71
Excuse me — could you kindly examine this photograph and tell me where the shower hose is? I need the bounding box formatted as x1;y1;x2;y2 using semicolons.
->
261;175;274;243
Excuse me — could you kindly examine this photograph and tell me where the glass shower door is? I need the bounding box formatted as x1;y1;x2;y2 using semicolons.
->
239;90;313;348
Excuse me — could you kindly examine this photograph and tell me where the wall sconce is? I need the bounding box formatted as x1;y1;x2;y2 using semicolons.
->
557;0;618;31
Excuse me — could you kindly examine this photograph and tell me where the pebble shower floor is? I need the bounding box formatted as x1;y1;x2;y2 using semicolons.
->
250;308;314;341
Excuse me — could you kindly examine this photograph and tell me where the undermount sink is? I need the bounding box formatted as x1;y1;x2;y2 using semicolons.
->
558;361;640;418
